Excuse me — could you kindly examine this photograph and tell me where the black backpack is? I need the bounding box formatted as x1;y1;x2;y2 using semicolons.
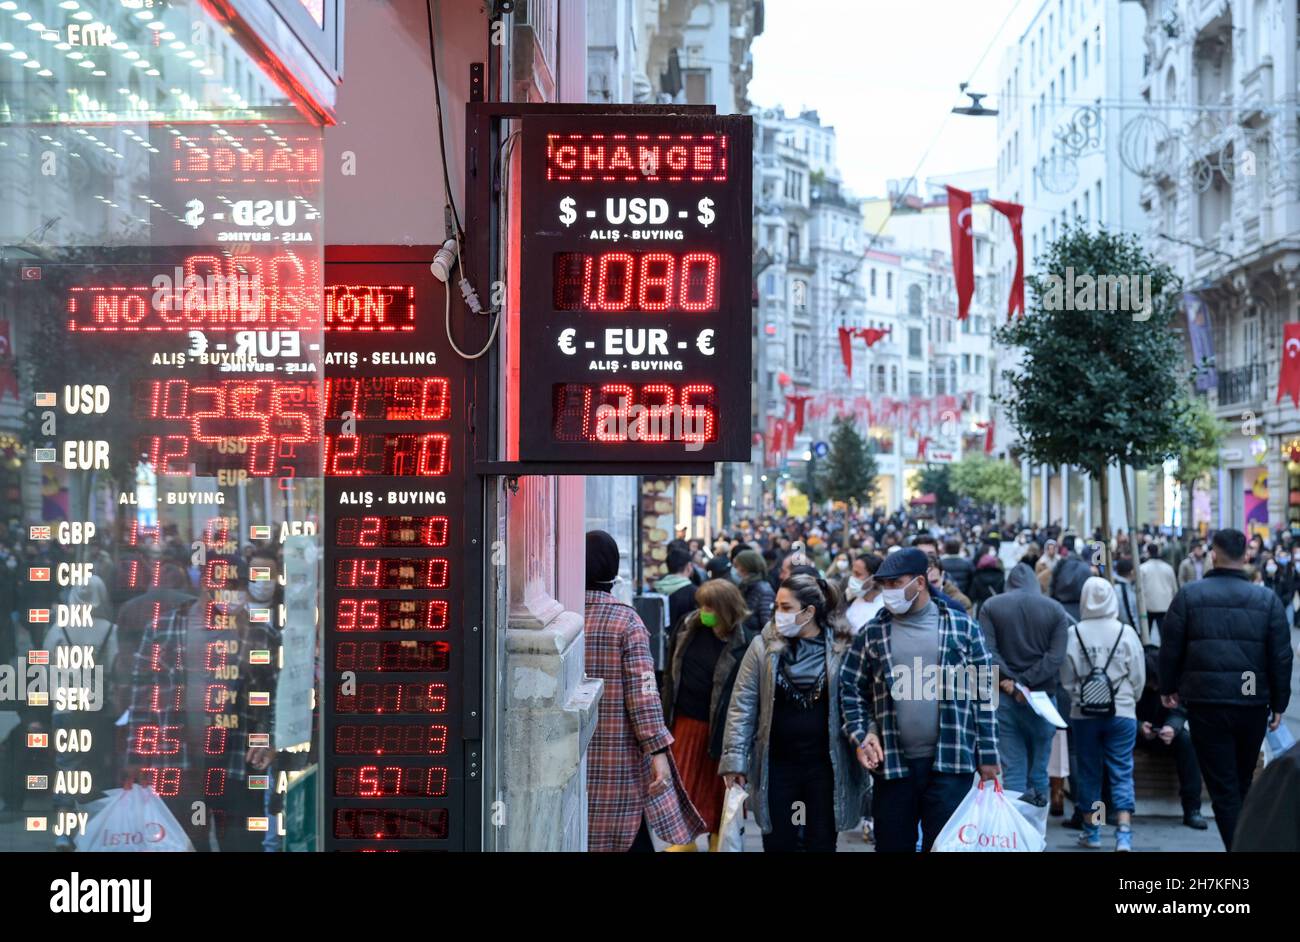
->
1074;623;1124;717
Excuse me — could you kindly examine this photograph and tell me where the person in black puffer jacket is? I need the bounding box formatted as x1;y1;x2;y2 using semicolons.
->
734;549;775;638
1159;528;1294;851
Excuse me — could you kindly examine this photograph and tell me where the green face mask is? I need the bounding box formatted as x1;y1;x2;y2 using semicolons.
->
698;611;718;628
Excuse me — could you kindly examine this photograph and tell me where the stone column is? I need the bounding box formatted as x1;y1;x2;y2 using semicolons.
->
498;475;602;851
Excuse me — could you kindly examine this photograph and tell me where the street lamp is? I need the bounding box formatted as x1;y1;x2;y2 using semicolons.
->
951;83;998;117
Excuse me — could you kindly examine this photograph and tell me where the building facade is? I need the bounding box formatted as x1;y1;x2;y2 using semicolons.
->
1137;0;1300;537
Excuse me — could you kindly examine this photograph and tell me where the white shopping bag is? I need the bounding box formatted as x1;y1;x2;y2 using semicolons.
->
716;783;748;852
1004;789;1049;841
77;786;195;852
932;779;1045;852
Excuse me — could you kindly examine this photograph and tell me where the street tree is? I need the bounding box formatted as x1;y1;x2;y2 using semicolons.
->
822;416;877;508
796;449;827;506
949;455;1024;514
911;463;958;516
996;225;1190;641
1171;393;1225;528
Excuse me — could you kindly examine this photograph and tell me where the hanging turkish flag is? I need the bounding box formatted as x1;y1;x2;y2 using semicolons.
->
858;326;890;347
768;417;784;457
1279;323;1300;407
784;420;797;452
916;435;930;460
975;420;995;454
987;199;1025;318
945;185;975;320
837;326;855;377
786;394;812;435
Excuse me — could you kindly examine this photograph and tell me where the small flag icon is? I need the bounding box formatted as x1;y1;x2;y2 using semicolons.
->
250;566;272;582
27;650;49;665
249;525;271;541
26;775;48;790
29;568;50;582
249;608;271;624
28;692;48;706
248;733;270;748
28;609;49;624
249;649;271;665
20;266;41;281
29;525;50;541
248;775;270;790
27;733;48;748
26;817;47;832
34;448;56;463
249;692;270;707
246;816;269;832
34;392;56;408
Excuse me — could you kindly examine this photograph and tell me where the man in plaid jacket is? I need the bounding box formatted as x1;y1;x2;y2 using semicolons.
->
839;547;1000;852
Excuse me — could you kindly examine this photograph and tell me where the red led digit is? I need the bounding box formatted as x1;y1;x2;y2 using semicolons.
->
421;517;449;546
594;252;635;310
682;384;718;443
205;684;227;713
205;768;226;797
205;726;227;755
636;253;675;311
638;384;676;442
679;252;719;311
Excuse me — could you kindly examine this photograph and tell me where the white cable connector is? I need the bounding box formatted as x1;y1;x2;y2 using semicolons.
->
458;276;484;315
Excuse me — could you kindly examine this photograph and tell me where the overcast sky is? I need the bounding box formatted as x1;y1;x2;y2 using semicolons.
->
748;0;1038;199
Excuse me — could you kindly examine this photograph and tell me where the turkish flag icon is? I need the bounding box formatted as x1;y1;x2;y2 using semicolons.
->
1279;323;1300;407
946;185;975;320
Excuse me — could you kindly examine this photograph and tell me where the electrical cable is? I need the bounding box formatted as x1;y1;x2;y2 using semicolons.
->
426;0;463;240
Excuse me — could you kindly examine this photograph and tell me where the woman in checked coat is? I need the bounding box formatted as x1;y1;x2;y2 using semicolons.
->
584;531;706;852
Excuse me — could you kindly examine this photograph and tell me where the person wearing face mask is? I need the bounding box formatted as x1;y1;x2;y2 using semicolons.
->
719;573;865;852
839;547;1001;853
843;554;884;634
661;579;755;850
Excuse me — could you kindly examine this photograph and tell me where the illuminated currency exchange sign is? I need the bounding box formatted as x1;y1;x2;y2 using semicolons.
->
519;114;752;462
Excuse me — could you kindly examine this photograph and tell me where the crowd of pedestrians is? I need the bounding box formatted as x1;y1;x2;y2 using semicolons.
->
580;508;1295;852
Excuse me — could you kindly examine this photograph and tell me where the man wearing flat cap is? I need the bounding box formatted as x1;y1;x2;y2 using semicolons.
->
839;547;1001;852
583;530;706;852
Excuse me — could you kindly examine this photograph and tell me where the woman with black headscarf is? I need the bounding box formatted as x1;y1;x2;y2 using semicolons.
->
583;531;705;851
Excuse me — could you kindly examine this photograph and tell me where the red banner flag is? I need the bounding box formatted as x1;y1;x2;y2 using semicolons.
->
987;199;1025;318
857;326;890;347
1280;323;1300;407
837;326;855;377
975;420;995;454
945;185;974;320
785;394;812;435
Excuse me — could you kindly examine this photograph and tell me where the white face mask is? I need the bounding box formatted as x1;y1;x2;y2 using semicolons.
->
1266;561;1278;575
773;609;809;637
881;577;920;615
847;575;866;597
836;559;849;572
248;580;275;602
